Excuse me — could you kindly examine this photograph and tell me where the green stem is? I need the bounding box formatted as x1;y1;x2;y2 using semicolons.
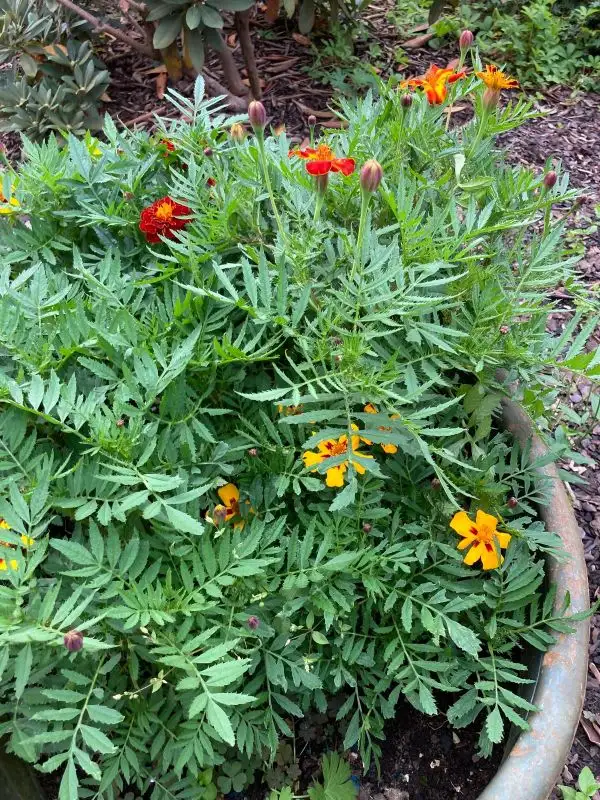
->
313;190;325;223
255;133;286;245
350;190;370;282
468;106;490;159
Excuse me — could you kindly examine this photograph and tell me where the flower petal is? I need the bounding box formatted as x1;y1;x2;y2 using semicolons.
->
450;510;477;538
495;531;511;549
457;537;473;551
364;404;378;414
306;160;332;176
330;158;355;176
381;443;398;454
326;464;346;487
475;509;498;534
463;542;483;566
218;483;240;508
480;543;501;570
303;450;325;468
317;438;337;454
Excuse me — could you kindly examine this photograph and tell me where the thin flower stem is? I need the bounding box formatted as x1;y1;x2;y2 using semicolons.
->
313;191;325;223
255;134;286;245
350;190;370;282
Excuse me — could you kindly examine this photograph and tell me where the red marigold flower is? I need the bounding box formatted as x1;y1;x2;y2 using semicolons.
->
207;177;216;187
160;138;176;154
139;196;191;243
289;143;355;177
400;64;466;105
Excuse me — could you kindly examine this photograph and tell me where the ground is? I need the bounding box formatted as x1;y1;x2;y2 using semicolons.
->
1;4;599;797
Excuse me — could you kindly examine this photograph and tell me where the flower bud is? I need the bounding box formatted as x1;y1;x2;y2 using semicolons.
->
430;477;441;490
401;93;413;108
360;159;383;193
212;504;228;527
248;100;267;131
459;29;474;50
203;146;213;157
543;170;557;190
308;114;317;127
248;447;258;457
116;418;126;427
362;522;372;533
230;123;246;142
499;325;509;335
64;630;83;652
507;496;518;509
207;177;216;187
247;615;260;630
482;87;500;111
123;191;134;201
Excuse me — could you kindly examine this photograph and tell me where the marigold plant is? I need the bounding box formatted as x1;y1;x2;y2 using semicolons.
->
0;69;597;799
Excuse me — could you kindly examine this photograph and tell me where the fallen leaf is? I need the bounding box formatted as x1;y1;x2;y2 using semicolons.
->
446;57;460;70
273;122;286;135
411;21;430;32
589;663;600;683
294;101;332;118
265;0;280;21
42;43;67;57
227;33;238;47
139;65;168;75
100;92;112;102
266;57;300;74
292;32;311;46
444;104;467;115
401;32;434;48
156;71;168;99
321;118;347;129
580;718;600;746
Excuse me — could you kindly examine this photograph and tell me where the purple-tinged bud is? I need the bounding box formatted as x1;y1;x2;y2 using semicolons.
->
543;171;557;190
401;93;413;108
482;87;500;111
248;448;258;457
64;630;83;652
362;522;372;533
507;496;518;509
116;418;125;427
203;146;213;157
430;477;441;490
499;325;510;335
459;29;474;50
248;100;267;131
308;114;317;127
247;615;260;630
360;159;383;193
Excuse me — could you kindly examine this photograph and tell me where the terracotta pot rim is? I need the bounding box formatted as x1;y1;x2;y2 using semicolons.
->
476;399;590;800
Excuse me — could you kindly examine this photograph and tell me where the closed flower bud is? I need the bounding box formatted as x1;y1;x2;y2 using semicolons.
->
64;630;83;652
431;477;441;490
360;159;383;193
482;87;500;111
499;325;510;335
116;418;126;427
247;615;260;630
507;496;518;509
401;93;413;108
123;191;134;201
203;147;213;157
248;447;258;457
362;522;372;533
543;171;557;189
207;177;216;187
248;100;267;131
212;504;228;527
308;114;317;127
230;123;246;142
459;29;474;50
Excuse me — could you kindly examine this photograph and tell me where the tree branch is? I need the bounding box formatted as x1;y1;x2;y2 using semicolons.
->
53;0;155;57
235;9;261;99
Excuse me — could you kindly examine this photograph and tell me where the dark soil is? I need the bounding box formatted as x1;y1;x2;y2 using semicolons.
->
1;3;599;798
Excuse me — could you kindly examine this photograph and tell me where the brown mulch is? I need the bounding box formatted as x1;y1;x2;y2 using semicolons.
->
1;4;599;798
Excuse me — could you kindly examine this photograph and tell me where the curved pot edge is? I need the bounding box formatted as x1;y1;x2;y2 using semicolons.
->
476;399;590;800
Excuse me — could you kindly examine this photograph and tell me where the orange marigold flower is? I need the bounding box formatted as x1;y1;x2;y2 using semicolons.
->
450;509;511;570
400;64;466;105
160;138;176;153
208;484;251;530
139;196;191;243
476;64;519;91
289;143;355;177
363;403;399;454
303;425;373;488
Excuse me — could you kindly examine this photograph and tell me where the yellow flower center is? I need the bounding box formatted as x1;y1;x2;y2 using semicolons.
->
471;521;495;548
155;201;174;221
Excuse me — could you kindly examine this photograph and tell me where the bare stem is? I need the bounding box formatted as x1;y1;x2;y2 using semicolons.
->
235;9;261;99
53;0;155;56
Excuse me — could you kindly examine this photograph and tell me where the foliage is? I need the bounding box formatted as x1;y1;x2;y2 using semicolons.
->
0;0;110;140
0;63;598;799
145;0;254;72
558;767;600;800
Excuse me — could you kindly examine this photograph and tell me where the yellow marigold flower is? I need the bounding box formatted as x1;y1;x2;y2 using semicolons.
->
0;518;10;530
207;483;251;530
450;509;511;570
0;189;20;215
85;136;102;158
476;64;519;91
20;534;34;548
363;404;399;455
303;424;373;488
0;557;18;572
278;404;304;416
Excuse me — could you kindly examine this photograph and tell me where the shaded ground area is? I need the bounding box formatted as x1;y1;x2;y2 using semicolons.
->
1;6;599;797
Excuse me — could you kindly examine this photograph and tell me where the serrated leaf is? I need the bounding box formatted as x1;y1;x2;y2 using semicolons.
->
486;706;504;744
